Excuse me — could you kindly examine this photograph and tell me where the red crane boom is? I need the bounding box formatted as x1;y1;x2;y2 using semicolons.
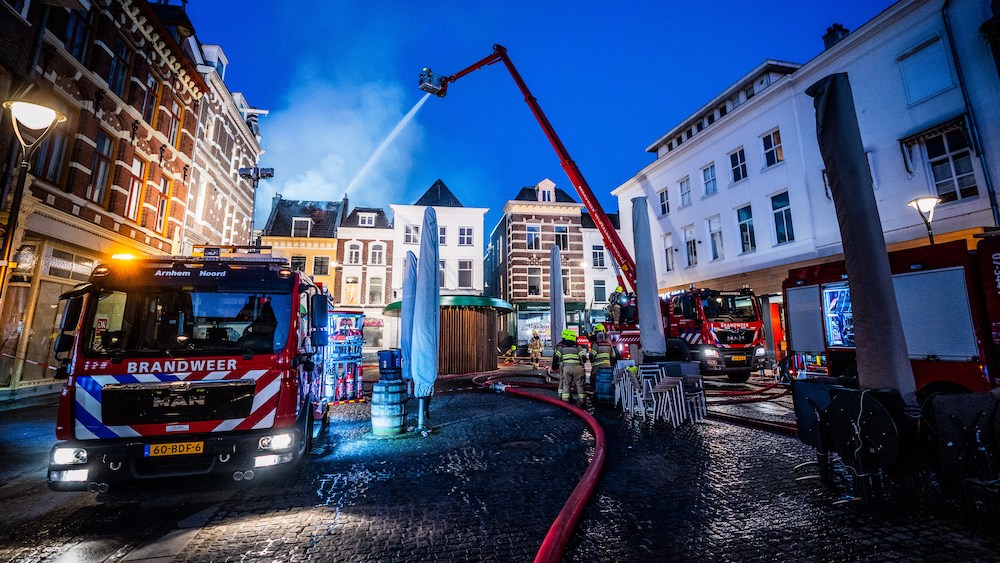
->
420;44;637;292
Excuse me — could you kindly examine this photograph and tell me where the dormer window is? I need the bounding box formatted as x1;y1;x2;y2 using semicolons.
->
359;213;376;227
292;217;311;237
539;188;553;202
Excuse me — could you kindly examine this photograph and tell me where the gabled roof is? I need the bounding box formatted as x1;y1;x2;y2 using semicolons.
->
341;207;392;229
262;197;344;238
581;212;620;229
512;186;578;203
414;179;463;207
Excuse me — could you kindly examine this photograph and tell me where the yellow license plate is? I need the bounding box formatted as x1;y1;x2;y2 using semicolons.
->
731;355;747;362
144;441;204;457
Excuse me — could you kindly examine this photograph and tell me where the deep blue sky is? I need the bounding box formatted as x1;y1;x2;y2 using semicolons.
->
186;0;894;232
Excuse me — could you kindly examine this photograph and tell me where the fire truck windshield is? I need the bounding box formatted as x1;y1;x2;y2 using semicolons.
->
82;287;292;357
701;292;757;322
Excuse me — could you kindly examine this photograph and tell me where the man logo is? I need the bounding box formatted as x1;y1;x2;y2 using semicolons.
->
153;394;206;408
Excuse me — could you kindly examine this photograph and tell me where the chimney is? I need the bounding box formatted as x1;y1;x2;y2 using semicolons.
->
823;23;850;50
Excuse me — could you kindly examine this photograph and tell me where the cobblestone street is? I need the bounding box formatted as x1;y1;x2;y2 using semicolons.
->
1;374;1000;562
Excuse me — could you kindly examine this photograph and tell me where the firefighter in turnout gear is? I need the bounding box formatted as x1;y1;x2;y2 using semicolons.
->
589;324;617;369
552;329;586;403
528;330;544;368
608;286;624;326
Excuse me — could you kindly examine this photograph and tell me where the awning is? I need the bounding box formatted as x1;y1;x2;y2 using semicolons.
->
383;295;513;317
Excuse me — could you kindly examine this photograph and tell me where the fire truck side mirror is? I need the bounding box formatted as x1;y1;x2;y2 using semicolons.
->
60;296;83;332
53;333;74;353
312;329;329;347
302;360;316;372
310;294;329;329
54;364;70;380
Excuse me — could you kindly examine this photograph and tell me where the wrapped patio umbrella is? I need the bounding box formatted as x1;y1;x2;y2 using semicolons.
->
806;73;915;405
400;251;417;384
412;207;440;430
549;245;566;344
632;196;666;358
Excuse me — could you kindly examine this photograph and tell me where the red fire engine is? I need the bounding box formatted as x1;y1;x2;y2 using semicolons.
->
782;237;1000;399
420;45;766;380
47;247;330;491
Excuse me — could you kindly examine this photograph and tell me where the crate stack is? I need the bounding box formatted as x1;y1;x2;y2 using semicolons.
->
327;332;365;403
377;349;403;381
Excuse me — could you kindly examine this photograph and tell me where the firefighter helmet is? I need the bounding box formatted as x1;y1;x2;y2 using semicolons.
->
615;286;623;292
593;323;605;333
561;329;575;341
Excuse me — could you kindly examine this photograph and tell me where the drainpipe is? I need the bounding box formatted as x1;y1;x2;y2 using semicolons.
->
943;0;1000;227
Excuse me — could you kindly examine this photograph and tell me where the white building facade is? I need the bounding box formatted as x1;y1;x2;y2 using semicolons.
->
613;0;1000;298
384;180;487;348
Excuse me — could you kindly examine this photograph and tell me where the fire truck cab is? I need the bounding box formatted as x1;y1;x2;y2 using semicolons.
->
47;248;329;491
666;287;768;382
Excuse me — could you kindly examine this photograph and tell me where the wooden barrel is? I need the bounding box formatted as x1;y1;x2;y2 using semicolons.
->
594;368;614;405
371;380;407;436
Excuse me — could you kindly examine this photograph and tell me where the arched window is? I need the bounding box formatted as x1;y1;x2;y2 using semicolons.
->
347;243;361;265
369;243;384;265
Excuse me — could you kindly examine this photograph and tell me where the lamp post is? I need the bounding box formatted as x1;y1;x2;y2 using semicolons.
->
0;101;65;299
907;196;940;245
238;166;274;245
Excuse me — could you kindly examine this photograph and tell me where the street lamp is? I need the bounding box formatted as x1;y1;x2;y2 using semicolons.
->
907;196;940;245
238;166;274;245
0;100;65;297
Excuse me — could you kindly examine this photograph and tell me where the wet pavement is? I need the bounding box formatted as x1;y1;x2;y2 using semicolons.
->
1;368;999;562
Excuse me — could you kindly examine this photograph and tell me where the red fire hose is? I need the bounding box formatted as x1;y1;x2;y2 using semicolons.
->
468;371;607;563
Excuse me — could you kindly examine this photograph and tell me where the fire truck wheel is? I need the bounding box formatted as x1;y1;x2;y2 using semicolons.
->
727;371;751;383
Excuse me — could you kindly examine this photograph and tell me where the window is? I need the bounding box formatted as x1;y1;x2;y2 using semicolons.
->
526;224;541;250
126;157;146;221
405;224;419;244
290;256;307;272
359;213;375;227
703;164;717;196
459;227;473;246
155;198;168;233
738;205;756;253
64;9;91;62
368;276;384;304
684;226;697;267
708;215;723;261
772;191;795;244
344;276;359;304
458;260;473;288
439;226;447;246
707;112;716;125
555;225;569;251
167;99;182;147
291;218;311;237
718;104;728;118
562;268;571;296
88;131;113;204
540;188;553;202
46;248;94;281
658;189;669;215
927;129;978;203
744;84;755;101
107;39;131;97
347;243;361;265
527;267;542;296
313;256;330;276
899;38;953;104
369;243;384;265
762;129;783;168
592;245;606;268
139;75;159;124
159;176;170;194
594;280;607;303
730;148;747;183
663;234;675;272
439;260;446;287
680;178;692;207
31;130;68;183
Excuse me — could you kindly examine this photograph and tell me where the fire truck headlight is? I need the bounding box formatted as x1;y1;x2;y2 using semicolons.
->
50;469;89;482
703;348;720;358
52;447;88;465
258;433;293;451
755;347;766;357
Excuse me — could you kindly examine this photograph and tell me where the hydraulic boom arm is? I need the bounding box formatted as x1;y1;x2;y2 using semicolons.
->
420;44;637;292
